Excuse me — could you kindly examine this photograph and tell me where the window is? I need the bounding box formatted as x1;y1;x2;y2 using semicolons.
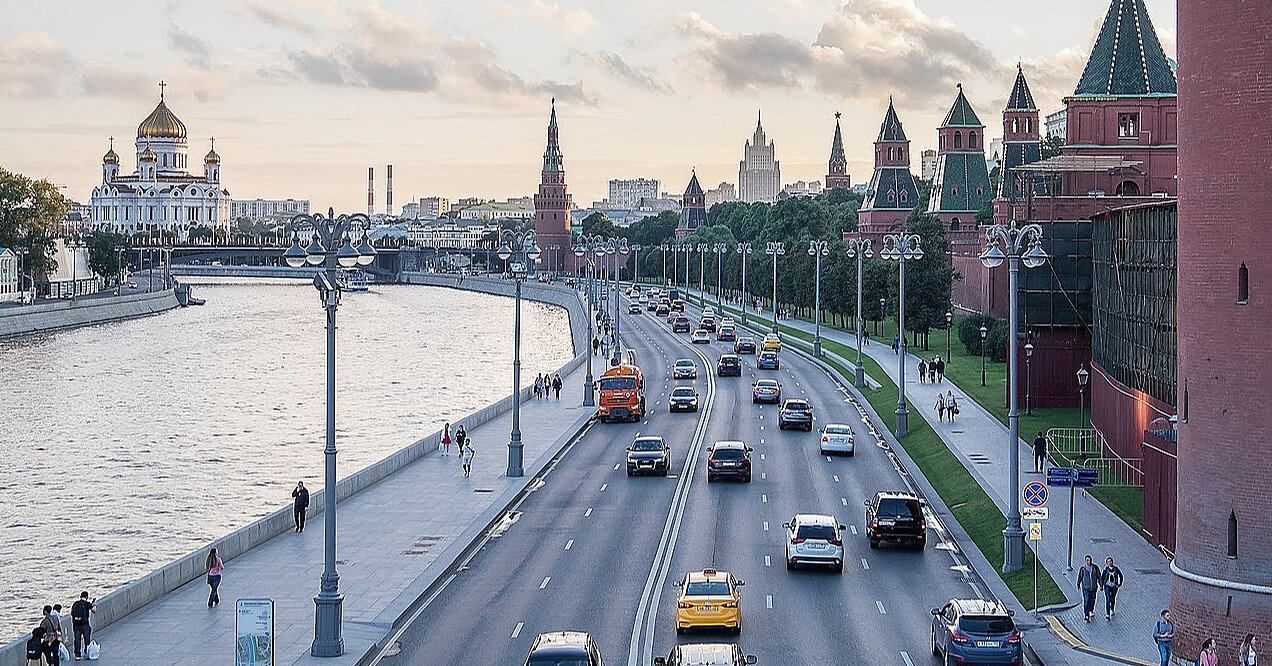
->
1238;263;1249;304
887;190;896;202
900;191;908;203
1012;118;1020;133
951;186;959;197
976;186;984;196
950;218;961;230
1118;113;1139;138
888;146;895;161
1025;117;1033;133
953;132;962;149
1116;180;1141;196
969;131;978;149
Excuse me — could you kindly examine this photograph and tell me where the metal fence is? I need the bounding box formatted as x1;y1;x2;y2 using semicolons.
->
1046;427;1099;458
1046;427;1144;488
1080;457;1144;488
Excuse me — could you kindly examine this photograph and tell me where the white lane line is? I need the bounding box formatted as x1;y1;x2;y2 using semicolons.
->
764;555;771;567
585;508;593;517
763;521;769;531
760;453;766;460
826;455;832;462
861;558;870;570
759;438;765;444
511;622;524;638
761;472;767;480
565;539;574;550
614;463;620;470
850;525;858;535
901;651;914;666
876;600;887;615
841;497;848;506
601;483;608;491
762;494;768;503
540;577;551;589
833;475;840;482
765;595;773;609
760;425;764;431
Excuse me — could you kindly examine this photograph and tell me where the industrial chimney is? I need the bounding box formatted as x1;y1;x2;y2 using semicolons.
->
367;167;375;216
386;164;394;216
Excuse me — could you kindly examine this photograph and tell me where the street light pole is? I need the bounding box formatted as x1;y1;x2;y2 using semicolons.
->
497;229;543;478
660;243;669;287
615;239;630;359
712;243;727;312
980;325;989;386
574;239;596;407
878;297;885;336
808;240;829;357
631;243;643;287
696;243;707;307
283;208;377;658
881;233;923;437
1077;365;1090;455
736;242;752;326
846;238;873;387
766;241;785;333
980;220;1049;573
1025;342;1034;415
946;311;953;369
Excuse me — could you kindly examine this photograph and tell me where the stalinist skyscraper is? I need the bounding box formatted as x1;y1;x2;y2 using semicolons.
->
738;112;780;203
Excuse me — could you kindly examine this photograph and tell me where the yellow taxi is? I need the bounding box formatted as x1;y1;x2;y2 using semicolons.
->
674;568;744;634
761;333;782;352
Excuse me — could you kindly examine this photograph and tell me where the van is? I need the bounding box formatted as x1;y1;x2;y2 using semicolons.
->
598;363;645;423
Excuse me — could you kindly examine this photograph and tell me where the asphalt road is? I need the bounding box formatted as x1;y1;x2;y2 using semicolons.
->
382;291;994;665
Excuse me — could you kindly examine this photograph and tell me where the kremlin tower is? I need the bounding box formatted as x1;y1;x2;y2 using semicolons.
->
533;98;573;272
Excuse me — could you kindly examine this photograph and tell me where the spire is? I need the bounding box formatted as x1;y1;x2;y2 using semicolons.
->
830;112;846;162
1074;0;1176;96
941;83;983;128
542;97;563;174
877;97;907;142
685;169;704;196
1006;64;1038;110
103;137;119;164
757;109;762;131
204;136;221;164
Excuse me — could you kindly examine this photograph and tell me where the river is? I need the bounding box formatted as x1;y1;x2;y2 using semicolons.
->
0;278;572;642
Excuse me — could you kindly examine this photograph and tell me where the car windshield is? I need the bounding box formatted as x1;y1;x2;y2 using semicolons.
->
959;615;1016;635
720;357;738;364
685;581;730;596
757;381;778;388
527;657;589;666
876;498;922;520
675;360;694;367
672;388;696;397
740;339;754;344
632;439;663;451
713;448;745;459
797;524;837;540
600;377;636;390
824;426;852;435
784;402;810;411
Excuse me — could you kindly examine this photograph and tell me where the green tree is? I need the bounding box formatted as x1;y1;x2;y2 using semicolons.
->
958;313;1000;356
0;167;69;279
1041;135;1064;159
580;211;615;237
885;211;957;347
85;231;130;283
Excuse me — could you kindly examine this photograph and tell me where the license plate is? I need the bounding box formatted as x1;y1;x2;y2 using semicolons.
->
976;641;1000;648
808;543;826;549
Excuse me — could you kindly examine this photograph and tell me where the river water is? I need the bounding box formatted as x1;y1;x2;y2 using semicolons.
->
0;278;572;642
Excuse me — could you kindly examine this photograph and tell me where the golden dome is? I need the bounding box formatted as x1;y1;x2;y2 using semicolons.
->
103;139;119;165
137;98;187;140
204;138;220;164
139;143;157;162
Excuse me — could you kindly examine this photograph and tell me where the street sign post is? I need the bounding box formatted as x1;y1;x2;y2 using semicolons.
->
1022;507;1049;520
1046;467;1099;570
1023;482;1048;507
1028;522;1043;614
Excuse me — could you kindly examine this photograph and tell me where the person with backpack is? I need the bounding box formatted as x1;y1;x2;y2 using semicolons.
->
1154;609;1176;666
1102;556;1123;620
461;440;475;478
70;592;95;660
26;627;46;666
39;606;61;664
945;391;959;422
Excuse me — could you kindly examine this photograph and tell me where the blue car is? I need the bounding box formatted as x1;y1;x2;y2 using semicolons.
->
931;599;1022;664
757;351;780;370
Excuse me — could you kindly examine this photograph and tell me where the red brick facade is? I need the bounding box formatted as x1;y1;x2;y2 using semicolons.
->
534;100;573;273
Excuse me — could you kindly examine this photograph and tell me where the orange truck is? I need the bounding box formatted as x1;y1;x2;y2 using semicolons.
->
597;363;646;423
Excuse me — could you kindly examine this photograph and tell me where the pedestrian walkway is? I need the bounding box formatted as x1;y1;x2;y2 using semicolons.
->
87;362;592;665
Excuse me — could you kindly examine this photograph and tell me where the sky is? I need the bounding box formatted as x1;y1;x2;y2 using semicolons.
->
0;0;1177;211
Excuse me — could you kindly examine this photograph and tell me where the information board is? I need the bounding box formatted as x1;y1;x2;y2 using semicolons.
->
236;598;275;666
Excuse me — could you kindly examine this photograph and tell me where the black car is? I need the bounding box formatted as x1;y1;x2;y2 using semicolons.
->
524;631;604;666
672;316;691;333
734;337;757;354
777;399;813;431
865;491;927;549
669;386;700;412
627;436;671;476
707;441;752;483
699;317;717;332
717;354;742;376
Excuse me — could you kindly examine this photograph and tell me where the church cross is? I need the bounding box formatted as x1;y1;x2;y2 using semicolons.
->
159;80;167;100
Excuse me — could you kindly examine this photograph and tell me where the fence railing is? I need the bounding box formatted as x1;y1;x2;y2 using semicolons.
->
1046;427;1101;458
1046;427;1144;488
1080;457;1145;488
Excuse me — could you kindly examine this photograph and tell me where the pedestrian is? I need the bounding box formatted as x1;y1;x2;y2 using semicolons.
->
935;392;946;422
1200;639;1219;666
862;326;870;345
1078;554;1100;621
1102;556;1123;619
461;440;474;478
936;356;946;382
1033;431;1048;473
455;424;467;459
205;548;223;608
533;374;542;400
592;337;600;356
441;422;452;457
946;391;959;422
918;359;927;383
70;591;94;661
291;481;309;532
552;373;562;399
50;605;64;632
39;606;61;665
929;357;938;383
1153;609;1175;666
26;627;46;666
891;336;899;354
1239;634;1257;666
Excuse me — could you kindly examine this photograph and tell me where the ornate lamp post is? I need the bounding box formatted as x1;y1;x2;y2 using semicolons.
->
881;233;923;437
736;242;753;325
696;243;707;307
574;239;596;407
945;311;953;368
1077;365;1090;453
283;208;377;657
1025;341;1034;416
846;238;873;386
877;297;885;336
497;229;542;478
630;243;643;287
980;324;989;386
712;242;727;311
980;219;1049;573
548;244;561;276
766;241;785;333
660;243;670;286
66;238;84;299
808;239;829;357
15;247;29;302
614;239;630;360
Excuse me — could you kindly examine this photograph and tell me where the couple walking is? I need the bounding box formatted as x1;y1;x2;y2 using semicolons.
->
535;373;563;400
1076;554;1124;622
933;390;959;422
440;423;475;476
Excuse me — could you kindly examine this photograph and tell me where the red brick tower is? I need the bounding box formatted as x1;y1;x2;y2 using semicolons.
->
1171;1;1272;661
824;112;851;190
534;98;573;272
857;98;918;235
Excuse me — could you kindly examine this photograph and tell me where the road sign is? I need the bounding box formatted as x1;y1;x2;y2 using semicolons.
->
1023;482;1048;507
1028;522;1043;541
1047;467;1075;487
1023;507;1049;520
1075;468;1099;487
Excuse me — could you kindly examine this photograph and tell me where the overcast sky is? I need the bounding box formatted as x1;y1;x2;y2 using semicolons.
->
0;0;1176;211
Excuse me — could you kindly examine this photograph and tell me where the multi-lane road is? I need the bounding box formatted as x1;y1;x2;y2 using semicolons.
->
381;291;998;665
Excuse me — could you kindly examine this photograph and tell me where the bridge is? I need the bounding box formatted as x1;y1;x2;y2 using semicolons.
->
150;243;506;279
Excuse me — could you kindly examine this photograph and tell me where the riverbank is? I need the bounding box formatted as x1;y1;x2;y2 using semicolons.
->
0;288;179;338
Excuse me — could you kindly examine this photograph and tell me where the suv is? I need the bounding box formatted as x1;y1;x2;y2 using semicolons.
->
734;337;757;354
669;386;700;412
783;513;847;572
629;302;643;314
524;631;604;666
673;316;691;332
699;317;717;332
756;351;780;370
777;399;813;431
706;441;752;482
627;435;670;476
931;599;1022;665
673;358;698;379
655;644;758;666
865;492;927;549
716;354;742;377
717;326;736;341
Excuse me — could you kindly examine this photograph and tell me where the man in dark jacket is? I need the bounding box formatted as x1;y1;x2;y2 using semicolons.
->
1032;431;1048;473
1077;554;1100;621
70;591;95;659
292;482;310;533
1101;556;1124;620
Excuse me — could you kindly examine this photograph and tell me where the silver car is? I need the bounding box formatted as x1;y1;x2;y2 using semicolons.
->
819;424;855;456
673;358;698;379
783;513;846;572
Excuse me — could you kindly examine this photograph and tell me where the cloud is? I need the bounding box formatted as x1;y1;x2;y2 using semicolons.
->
575;51;671;93
444;39;598;105
0;31;75;98
80;66;155;100
230;2;315;35
165;2;215;69
494;0;597;36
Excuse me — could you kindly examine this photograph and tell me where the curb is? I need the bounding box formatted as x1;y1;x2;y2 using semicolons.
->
1042;616;1156;666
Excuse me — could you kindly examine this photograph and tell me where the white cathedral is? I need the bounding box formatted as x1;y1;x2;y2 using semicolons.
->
90;85;231;234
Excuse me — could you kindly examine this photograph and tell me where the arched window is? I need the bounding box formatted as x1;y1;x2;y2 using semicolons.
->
951;186;959;197
1238;263;1249;304
969;131;978;149
976;186;984;196
888;147;894;161
887;189;896;202
900;191;908;203
1012;118;1020;133
900;148;905;161
954;132;963;149
1115;180;1141;196
1025;117;1033;133
950;218;961;230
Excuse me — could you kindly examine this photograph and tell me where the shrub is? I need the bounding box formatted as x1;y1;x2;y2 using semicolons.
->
958;314;999;356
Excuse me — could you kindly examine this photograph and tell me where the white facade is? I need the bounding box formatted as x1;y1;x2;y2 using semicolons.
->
1046;109;1067;140
458;201;535;221
90;89;231;235
408;221;496;248
608;178;660;209
44;239;101;299
419;197;449;219
0;248;18;302
231;198;310;222
738;114;781;203
920;149;938;181
705;182;737;207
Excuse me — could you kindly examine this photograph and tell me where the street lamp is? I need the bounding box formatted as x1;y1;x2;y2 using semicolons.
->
766;241;785;333
574;239;596;407
846;238;873;387
614;239;630;360
808;240;829;357
15;247;29;302
1077;365;1090;453
980;324;989;386
712;243;727;311
1025;341;1034;416
981;219;1049;573
696;243;707;307
283;207;376;657
660;243;670;287
877;297;885;336
881;232;923;437
631;243;643;287
66;238;84;299
945;311;953;368
736;242;753;325
496;229;542;478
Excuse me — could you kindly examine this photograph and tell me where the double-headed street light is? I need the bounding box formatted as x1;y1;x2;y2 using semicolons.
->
283;208;377;658
497;229;543;479
765;241;785;333
631;243;643;287
712;243;728;311
980;220;1049;573
660;243;670;286
574;238;597;407
736;242;753;325
846;238;873;387
696;243;708;307
880;232;923;437
808;239;830;357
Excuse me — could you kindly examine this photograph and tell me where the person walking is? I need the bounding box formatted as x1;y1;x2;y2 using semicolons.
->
1154;609;1176;666
929;358;938;383
552;373;562;400
291;481;309;532
1078;554;1100;621
1199;639;1219;666
441;422;452;457
918;359;927;384
891;336;899;354
945;391;959;422
205;548;223;608
39;606;61;665
1032;431;1048;473
455;424;467;462
533;374;543;400
936;356;946;382
70;592;95;660
935;392;947;422
26;627;47;666
461;440;475;478
592;337;600;356
1101;556;1123;619
1239;634;1257;666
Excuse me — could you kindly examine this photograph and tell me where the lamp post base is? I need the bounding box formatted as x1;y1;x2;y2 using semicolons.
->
508;434;524;477
895;405;909;438
583;378;595;407
813;338;822;357
1002;525;1025;572
311;590;345;657
854;363;865;389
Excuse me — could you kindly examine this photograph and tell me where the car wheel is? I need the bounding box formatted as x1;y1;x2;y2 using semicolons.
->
626;468;633;476
707;474;716;483
834;562;844;574
732;625;741;636
869;539;879;549
743;474;751;483
847;450;855;457
661;468;669;477
819;447;827;455
786;560;795;571
676;626;685;635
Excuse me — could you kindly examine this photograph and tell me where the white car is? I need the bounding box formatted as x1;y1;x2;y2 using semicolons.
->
784;514;846;572
691;330;711;344
720;317;735;328
673;358;698;379
703;306;716;318
820;424;856;456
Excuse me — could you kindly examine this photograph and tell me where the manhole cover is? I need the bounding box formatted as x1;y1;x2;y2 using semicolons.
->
1135;568;1167;575
1089;537;1114;543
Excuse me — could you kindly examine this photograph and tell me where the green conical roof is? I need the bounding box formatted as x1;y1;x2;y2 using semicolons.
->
1074;0;1176;96
1006;65;1037;111
941;85;983;128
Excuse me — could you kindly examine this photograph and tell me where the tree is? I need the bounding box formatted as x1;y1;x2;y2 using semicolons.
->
85;231;130;283
1041;135;1064;159
0;167;69;279
958;313;1000;356
580;211;615;237
887;211;957;344
975;199;994;226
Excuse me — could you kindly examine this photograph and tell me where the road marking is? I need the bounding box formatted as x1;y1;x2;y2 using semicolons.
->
759;438;764;444
826;455;832;462
861;558;870;570
833;475;840;482
762;494;768;503
540;576;551;589
763;521;769;531
511;622;524;638
614;463;620;470
585;508;593;517
565;539;574;550
876;600;887;614
764;555;771;567
901;651;914;666
841;497;848;506
761;472;767;480
601;483;608;491
765;595;773;609
760;453;765;460
850;525;858;535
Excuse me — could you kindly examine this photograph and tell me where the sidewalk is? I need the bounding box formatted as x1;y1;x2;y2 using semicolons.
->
88;362;592;666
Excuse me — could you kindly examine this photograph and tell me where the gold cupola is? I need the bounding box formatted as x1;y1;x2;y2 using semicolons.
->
139;142;157;162
137;83;187;140
204;137;221;164
103;138;119;164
